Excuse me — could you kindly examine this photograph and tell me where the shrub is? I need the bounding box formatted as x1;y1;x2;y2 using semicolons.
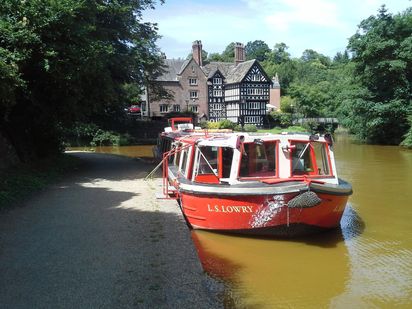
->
207;121;220;129
243;124;258;132
270;111;293;128
90;129;120;146
218;119;236;129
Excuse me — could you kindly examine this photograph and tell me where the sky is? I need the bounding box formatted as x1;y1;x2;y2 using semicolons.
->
143;0;411;59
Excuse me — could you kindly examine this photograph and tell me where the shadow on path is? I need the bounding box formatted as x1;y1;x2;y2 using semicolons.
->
0;152;222;309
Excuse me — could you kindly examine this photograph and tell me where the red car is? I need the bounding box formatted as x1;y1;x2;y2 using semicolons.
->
127;105;141;114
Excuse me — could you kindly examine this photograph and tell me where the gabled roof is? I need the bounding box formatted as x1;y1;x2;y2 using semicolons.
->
156;58;267;85
156;59;189;82
201;60;256;84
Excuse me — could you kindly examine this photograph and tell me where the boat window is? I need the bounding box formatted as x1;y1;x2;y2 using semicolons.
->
198;146;218;175
180;149;188;175
312;142;330;175
173;144;181;166
194;146;233;183
291;141;331;176
239;142;277;177
222;147;233;178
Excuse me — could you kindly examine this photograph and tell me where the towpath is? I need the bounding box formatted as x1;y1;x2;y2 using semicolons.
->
0;152;222;308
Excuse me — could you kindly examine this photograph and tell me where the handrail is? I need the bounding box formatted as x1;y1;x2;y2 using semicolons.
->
160;143;192;197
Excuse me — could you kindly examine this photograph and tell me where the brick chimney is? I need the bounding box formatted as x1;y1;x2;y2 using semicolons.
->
234;42;245;65
192;40;203;66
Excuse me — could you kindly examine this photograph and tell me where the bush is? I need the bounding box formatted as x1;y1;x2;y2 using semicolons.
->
302;120;319;133
90;129;120;147
400;116;412;149
207;121;220;129
269;111;293;128
199;120;208;129
218;119;236;129
243;124;258;132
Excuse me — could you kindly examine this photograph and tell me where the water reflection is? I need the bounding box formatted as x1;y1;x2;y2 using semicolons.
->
192;228;350;308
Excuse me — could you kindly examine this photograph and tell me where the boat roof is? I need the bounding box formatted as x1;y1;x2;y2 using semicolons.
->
174;131;331;148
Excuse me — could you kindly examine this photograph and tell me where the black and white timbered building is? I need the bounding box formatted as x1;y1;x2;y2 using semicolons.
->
204;59;271;127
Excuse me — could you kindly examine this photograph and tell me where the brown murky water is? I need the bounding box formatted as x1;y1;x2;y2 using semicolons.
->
71;138;412;308
69;145;154;159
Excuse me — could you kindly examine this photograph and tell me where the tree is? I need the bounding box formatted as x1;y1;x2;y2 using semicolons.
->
207;53;225;62
301;49;331;67
221;42;235;62
333;50;350;64
0;0;164;160
344;6;412;144
268;43;291;64
245;40;270;61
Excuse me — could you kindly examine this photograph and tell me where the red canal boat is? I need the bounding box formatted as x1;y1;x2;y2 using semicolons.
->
153;120;352;237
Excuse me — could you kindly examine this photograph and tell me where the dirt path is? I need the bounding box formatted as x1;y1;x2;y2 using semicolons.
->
0;152;222;308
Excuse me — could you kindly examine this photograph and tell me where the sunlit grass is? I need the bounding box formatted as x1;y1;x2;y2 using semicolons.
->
259;126;308;134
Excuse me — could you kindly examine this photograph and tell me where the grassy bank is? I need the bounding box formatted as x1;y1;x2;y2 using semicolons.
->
259;126;308;134
0;154;81;209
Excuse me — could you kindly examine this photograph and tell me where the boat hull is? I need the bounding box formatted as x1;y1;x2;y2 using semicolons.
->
179;191;349;237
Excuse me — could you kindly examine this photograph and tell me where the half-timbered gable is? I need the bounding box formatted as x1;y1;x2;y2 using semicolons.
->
239;62;271;126
207;70;226;122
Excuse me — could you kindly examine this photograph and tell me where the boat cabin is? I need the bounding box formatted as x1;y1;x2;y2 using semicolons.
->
168;133;337;186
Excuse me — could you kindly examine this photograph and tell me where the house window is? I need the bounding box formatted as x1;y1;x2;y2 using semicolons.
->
213;77;222;84
160;104;169;113
190;91;198;99
213;90;223;97
245;116;261;123
173;104;180;112
251;74;261;81
189;78;197;85
249;102;259;109
189;105;198;113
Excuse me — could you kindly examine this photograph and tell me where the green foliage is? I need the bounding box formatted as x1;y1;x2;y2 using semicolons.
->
218;119;236;129
62;122;134;147
202;120;236;130
343;6;412;144
0;155;80;208
269;111;293;128
91;130;120;147
206;122;220;129
400;115;412;148
280;96;296;113
245;40;270;61
207;53;225;62
302;120;319;133
259;126;307;134
243;124;258;132
0;0;164;160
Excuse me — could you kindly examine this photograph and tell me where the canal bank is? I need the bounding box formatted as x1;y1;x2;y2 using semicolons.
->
0;152;223;308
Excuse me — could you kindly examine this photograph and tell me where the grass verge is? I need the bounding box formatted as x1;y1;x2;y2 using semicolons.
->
259;126;308;134
0;154;81;209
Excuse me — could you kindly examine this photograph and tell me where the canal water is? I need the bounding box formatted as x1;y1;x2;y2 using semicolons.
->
72;136;412;308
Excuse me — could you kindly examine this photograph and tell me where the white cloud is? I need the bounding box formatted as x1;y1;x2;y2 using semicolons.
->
242;0;344;30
